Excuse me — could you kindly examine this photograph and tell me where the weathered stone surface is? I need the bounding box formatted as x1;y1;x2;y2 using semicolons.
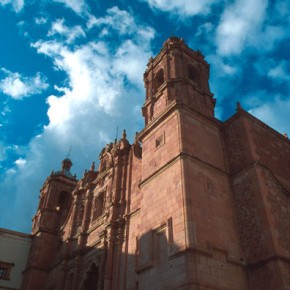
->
21;37;290;290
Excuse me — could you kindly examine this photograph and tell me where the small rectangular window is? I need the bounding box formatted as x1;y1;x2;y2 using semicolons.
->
155;134;164;149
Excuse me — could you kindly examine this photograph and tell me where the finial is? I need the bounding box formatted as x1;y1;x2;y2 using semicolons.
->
134;131;139;143
66;146;72;158
236;102;242;111
115;126;119;141
147;57;154;67
51;170;54;175
123;129;127;139
90;161;95;171
283;133;288;138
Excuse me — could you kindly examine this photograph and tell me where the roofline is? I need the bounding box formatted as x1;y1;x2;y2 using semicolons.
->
0;227;31;238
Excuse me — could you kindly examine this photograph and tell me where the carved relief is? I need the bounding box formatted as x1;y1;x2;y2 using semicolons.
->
100;154;110;171
98;144;114;173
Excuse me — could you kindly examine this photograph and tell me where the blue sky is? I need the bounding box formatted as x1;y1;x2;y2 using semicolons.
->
0;0;289;233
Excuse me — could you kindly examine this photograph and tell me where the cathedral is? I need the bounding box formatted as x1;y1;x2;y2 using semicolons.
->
20;37;290;290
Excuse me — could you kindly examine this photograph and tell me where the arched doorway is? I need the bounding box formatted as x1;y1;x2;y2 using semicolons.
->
83;264;99;290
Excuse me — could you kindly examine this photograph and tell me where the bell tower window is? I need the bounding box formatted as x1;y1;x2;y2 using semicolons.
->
57;191;70;211
153;68;164;94
188;64;200;84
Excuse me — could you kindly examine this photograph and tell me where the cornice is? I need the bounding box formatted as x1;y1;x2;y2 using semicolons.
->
138;100;221;142
223;108;290;145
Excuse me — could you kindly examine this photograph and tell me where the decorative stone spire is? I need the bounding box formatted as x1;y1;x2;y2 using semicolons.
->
236;101;242;111
122;129;127;139
62;158;72;173
90;161;95;171
134;131;139;144
54;157;74;178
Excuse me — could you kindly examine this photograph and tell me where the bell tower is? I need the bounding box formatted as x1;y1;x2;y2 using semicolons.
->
142;36;215;125
137;38;246;290
21;158;77;290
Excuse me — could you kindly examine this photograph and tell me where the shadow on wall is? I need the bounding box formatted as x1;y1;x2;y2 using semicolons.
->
43;228;189;290
52;226;251;290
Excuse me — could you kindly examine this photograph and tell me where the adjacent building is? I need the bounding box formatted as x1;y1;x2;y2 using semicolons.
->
0;228;31;290
20;37;290;290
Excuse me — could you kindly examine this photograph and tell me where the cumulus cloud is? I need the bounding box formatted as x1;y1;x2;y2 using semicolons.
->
0;0;24;12
143;0;220;16
0;7;155;232
0;69;49;99
48;19;86;43
216;0;268;55
215;0;290;56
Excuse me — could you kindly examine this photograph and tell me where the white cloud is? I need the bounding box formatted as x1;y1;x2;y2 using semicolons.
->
253;25;287;51
87;6;135;32
15;158;26;166
0;69;49;99
0;8;155;232
268;60;290;82
87;6;155;41
215;0;290;56
216;0;268;55
0;102;11;116
48;19;86;43
0;142;7;162
249;96;290;135
206;54;238;76
195;22;214;37
0;0;24;12
52;0;89;15
35;17;48;25
144;0;220;16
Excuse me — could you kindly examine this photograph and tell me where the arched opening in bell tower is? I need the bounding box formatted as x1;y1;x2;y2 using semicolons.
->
153;68;164;93
188;64;200;84
57;191;72;224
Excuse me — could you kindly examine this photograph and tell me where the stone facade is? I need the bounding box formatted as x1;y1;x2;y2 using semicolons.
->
21;37;290;290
